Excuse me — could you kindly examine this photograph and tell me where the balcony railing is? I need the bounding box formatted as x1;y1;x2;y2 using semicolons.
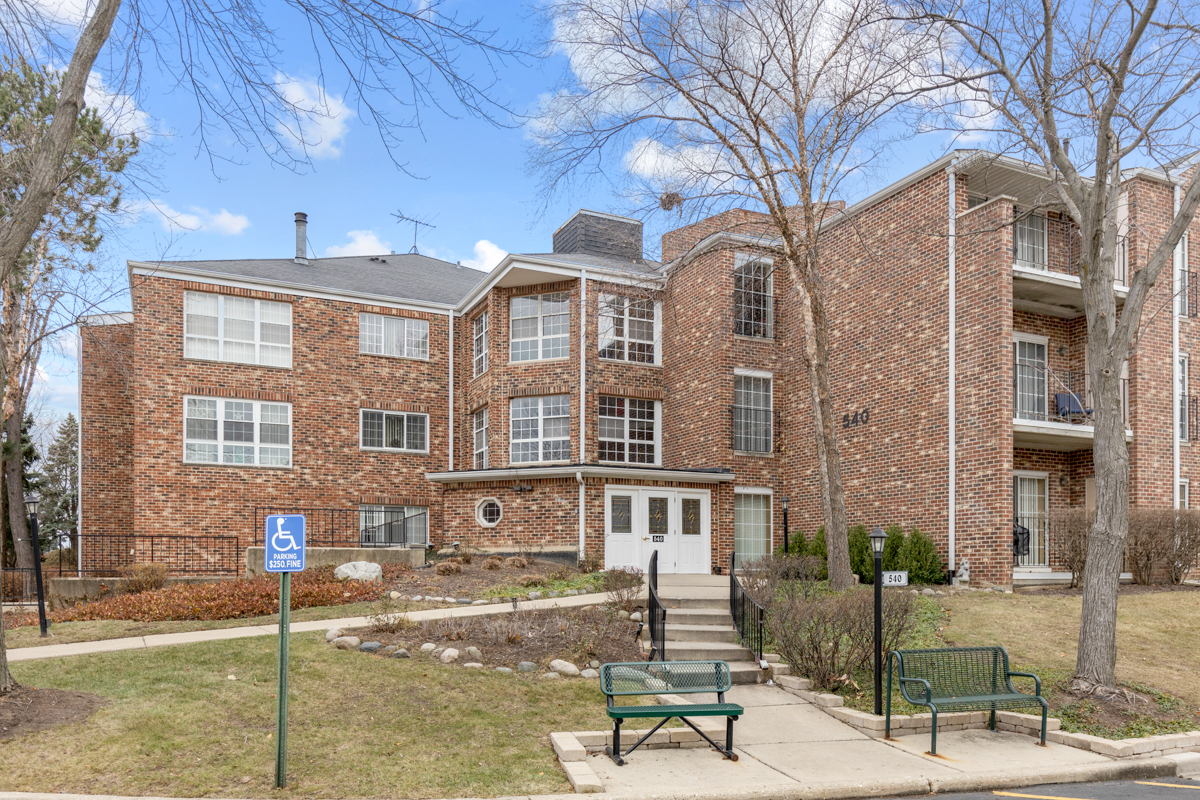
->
730;406;780;454
1013;515;1047;567
253;508;429;549
1013;211;1128;284
1180;271;1198;317
1013;359;1128;425
1181;394;1198;442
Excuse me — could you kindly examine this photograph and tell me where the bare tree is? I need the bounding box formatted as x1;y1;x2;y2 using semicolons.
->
907;0;1200;690
533;0;939;588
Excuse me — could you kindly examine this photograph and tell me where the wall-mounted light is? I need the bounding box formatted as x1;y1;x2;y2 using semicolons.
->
512;484;534;494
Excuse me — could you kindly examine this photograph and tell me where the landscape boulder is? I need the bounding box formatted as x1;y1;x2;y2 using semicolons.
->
549;659;580;677
440;648;460;664
333;636;361;650
334;561;383;582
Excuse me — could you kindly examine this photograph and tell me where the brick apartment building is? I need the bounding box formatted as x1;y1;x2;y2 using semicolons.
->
79;149;1199;587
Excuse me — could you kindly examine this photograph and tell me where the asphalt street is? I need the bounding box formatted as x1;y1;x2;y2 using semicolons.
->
891;778;1200;800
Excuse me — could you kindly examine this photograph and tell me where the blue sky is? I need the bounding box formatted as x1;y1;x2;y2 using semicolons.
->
32;0;958;434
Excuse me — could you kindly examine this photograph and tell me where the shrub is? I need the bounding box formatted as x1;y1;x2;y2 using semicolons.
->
549;564;577;582
1166;510;1200;584
442;556;464;566
1127;509;1174;585
579;550;604;573
777;530;807;557
434;561;462;576
882;525;906;571
902;528;945;584
765;587;915;691
482;556;503;571
120;563;169;594
801;527;828;580
602;567;644;611
504;556;527;569
848;525;873;583
738;554;824;607
518;574;545;588
457;547;477;565
1;570;31;602
1050;508;1091;588
368;594;416;633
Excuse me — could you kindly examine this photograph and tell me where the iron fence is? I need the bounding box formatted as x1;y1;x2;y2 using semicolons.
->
646;550;666;662
69;533;241;576
1;567;38;603
729;552;765;665
253;508;429;549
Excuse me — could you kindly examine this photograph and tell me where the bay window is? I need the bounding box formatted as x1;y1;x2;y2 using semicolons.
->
510;394;570;463
510;292;569;361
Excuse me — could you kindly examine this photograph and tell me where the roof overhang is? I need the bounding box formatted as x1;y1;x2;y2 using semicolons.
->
425;464;735;484
79;312;134;326
454;254;664;315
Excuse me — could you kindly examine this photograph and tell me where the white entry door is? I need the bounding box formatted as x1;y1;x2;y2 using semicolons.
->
603;490;638;571
676;491;711;574
644;490;676;573
603;487;711;574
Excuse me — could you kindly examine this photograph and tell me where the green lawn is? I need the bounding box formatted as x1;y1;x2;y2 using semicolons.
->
4;632;613;798
3;601;394;649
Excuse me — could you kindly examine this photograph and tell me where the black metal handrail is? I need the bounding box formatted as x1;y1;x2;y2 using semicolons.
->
22;533;242;579
729;552;765;666
1011;212;1129;285
1013;358;1129;424
253;508;429;549
646;550;666;662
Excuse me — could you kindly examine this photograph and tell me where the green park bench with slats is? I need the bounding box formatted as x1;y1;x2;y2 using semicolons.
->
886;645;1048;755
599;660;743;765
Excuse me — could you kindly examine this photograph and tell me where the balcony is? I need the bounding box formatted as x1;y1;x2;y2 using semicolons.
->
1012;358;1131;451
1011;213;1128;319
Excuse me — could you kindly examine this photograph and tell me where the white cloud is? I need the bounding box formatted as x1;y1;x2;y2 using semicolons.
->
134;200;251;235
274;73;353;159
461;240;508;271
325;230;391;257
84;71;151;137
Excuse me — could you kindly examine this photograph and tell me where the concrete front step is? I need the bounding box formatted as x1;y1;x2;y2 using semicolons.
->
726;661;772;684
656;640;755;662
659;596;728;610
658;607;732;625
663;623;740;643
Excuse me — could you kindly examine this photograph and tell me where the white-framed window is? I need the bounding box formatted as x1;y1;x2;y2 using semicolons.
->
598;396;658;464
734;254;774;338
1180;480;1190;510
360;409;429;453
733;371;773;453
733;489;772;569
476;498;502;528
1013;471;1048;567
510;292;569;361
1180;353;1191;442
359;313;429;360
473;312;489;376
1014;212;1048;269
183;396;291;467
510;394;570;463
599;294;658;364
360;505;428;547
1177;232;1192;316
183;292;292;368
473;407;489;469
1014;334;1049;421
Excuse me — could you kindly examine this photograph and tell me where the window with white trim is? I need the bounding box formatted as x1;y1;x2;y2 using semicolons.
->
734;491;771;569
1014;212;1048;269
1176;232;1192;316
510;394;570;463
1180;480;1190;510
359;313;429;360
598;396;657;463
476;498;502;527
473;407;489;469
599;294;656;363
473;312;489;376
183;397;291;466
184;292;292;367
734;255;774;338
360;409;429;452
360;505;428;546
733;374;773;453
510;292;569;361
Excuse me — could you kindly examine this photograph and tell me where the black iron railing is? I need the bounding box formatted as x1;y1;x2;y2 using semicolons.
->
1012;212;1129;285
67;533;241;577
1013;358;1129;425
1181;394;1199;442
646;550;666;662
253;508;429;549
729;552;765;666
1;567;38;603
1181;271;1198;317
730;407;780;454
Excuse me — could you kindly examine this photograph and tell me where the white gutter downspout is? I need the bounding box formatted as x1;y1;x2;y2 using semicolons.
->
578;269;588;561
449;312;455;472
576;471;586;562
77;325;84;575
1175;184;1182;508
948;160;959;575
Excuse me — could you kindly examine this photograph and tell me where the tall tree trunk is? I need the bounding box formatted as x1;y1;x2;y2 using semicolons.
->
5;411;31;573
0;587;16;694
794;277;853;589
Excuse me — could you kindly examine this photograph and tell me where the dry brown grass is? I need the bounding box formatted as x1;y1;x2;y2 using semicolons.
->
940;588;1200;707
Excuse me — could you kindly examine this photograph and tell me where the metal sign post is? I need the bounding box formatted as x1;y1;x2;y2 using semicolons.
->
264;514;306;789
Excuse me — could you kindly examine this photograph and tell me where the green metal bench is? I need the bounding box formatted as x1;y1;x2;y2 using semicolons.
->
599;660;743;765
886;645;1048;755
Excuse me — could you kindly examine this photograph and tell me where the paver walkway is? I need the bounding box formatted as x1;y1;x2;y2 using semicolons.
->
7;591;609;662
589;683;1141;797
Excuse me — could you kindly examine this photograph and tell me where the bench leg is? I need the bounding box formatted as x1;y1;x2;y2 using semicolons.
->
680;716;739;761
989;706;996;731
727;716;735;758
606;718;625;766
1039;701;1048;747
929;707;938;756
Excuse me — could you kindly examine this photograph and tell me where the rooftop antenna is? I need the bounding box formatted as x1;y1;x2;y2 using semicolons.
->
392;211;437;255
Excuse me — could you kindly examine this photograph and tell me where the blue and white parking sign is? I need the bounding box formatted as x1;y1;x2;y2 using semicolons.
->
265;515;306;573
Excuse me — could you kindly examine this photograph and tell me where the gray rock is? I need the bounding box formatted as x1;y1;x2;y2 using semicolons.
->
541;672;561;679
392;649;411;659
921;588;936;596
465;646;483;661
457;598;472;604
432;646;446;659
325;628;342;642
334;561;383;582
389;591;402;600
472;599;488;605
549;659;580;676
581;669;600;679
549;591;561;598
517;661;538;673
463;662;484;669
589;660;601;669
495;666;514;674
629;611;642;622
443;597;455;604
618;610;631;620
411;595;424;602
420;642;436;653
359;641;383;653
440;648;460;664
382;645;398;654
528;591;543;600
334;636;361;650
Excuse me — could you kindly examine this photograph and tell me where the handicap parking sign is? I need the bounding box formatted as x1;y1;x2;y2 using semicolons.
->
265;515;306;573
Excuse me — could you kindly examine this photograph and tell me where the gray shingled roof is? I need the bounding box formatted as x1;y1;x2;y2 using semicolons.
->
153;254;488;306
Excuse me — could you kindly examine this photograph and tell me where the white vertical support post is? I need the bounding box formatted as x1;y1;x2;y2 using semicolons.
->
947;161;958;574
449;310;455;472
1175;184;1182;508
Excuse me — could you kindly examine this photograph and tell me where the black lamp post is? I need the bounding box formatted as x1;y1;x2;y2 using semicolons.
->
24;495;48;638
782;496;789;554
869;526;887;715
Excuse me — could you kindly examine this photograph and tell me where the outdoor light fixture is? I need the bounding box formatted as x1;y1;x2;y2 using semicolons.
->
869;526;887;557
869;526;887;715
781;496;790;554
512;484;534;494
24;495;39;517
23;494;48;638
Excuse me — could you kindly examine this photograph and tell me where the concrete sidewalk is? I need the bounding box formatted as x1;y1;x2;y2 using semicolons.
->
579;683;1189;799
6;591;610;662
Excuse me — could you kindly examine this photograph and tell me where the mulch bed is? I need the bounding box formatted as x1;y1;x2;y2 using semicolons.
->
390;558;586;598
366;607;643;669
0;687;107;740
1018;584;1200;597
1051;683;1200;737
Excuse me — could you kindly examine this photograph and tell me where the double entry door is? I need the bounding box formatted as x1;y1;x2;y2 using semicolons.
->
603;487;711;574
